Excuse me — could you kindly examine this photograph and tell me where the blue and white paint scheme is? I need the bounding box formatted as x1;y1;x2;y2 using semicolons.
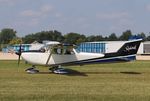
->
16;39;142;74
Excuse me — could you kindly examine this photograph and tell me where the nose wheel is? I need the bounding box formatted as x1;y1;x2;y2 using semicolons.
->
25;66;39;74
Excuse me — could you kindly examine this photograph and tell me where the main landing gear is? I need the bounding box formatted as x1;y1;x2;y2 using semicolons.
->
25;65;68;74
49;65;68;74
25;65;39;74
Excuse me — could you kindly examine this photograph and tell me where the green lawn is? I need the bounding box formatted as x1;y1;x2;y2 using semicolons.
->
0;60;150;101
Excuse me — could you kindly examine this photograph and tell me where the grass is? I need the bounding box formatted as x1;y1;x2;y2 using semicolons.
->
0;60;150;101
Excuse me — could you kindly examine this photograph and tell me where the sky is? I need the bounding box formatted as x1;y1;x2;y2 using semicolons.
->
0;0;150;37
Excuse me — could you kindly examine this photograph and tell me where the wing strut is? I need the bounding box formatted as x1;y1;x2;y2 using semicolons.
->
45;48;53;66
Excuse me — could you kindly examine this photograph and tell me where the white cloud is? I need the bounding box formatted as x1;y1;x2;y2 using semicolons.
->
0;0;18;5
21;4;54;17
96;12;129;20
13;18;39;27
108;18;134;35
21;10;41;17
55;13;62;18
0;0;12;2
40;5;53;13
146;4;150;11
19;4;56;29
29;18;40;26
95;12;133;35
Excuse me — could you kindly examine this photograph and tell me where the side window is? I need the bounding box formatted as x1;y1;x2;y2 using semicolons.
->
65;49;71;54
40;48;46;52
64;48;74;55
53;48;63;54
57;48;62;54
40;45;51;53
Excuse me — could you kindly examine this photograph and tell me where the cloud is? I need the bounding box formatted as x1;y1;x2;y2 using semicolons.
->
28;18;40;26
96;12;129;20
0;0;18;5
95;11;133;35
0;0;12;2
40;5;53;13
21;10;41;17
55;13;62;18
146;4;150;11
21;4;54;17
106;16;135;36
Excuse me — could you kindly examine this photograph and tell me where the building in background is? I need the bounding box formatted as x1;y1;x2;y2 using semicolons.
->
78;42;106;53
143;41;150;54
78;41;149;55
2;41;44;53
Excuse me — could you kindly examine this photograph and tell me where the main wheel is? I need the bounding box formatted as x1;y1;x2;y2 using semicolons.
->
25;67;39;74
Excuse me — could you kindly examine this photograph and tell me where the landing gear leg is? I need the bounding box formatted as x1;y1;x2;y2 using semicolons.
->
25;65;39;74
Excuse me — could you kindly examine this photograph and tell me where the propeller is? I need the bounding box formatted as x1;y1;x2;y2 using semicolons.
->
15;44;22;66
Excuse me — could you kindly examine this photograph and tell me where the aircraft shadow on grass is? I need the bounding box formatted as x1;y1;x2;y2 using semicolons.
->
81;71;141;75
35;68;141;76
37;68;88;76
120;71;141;75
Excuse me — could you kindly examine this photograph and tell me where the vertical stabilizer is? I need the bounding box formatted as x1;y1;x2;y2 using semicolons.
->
117;39;142;56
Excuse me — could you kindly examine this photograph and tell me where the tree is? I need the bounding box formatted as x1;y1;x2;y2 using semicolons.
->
108;33;118;41
76;35;86;44
64;33;86;44
86;35;104;42
137;32;146;41
147;32;150;41
52;30;64;42
0;28;17;44
9;38;22;45
23;34;37;44
23;30;64;44
86;35;96;42
119;30;132;40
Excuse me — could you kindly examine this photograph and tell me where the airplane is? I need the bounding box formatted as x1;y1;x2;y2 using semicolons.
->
16;38;142;74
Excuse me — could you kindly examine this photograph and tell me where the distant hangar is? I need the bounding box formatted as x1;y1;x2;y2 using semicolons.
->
78;41;150;55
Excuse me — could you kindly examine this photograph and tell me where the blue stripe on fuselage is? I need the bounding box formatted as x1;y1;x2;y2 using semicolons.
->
52;55;136;66
72;55;136;65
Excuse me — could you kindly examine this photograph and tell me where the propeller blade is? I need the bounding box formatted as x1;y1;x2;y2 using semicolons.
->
18;54;21;66
15;44;22;66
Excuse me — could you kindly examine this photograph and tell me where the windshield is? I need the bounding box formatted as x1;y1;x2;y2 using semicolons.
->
39;45;51;52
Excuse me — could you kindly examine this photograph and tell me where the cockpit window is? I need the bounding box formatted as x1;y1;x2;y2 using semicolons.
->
53;48;63;54
40;44;75;55
64;48;74;54
39;45;50;52
53;46;74;55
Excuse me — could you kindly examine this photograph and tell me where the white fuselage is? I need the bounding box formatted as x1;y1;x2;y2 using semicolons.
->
21;51;104;66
